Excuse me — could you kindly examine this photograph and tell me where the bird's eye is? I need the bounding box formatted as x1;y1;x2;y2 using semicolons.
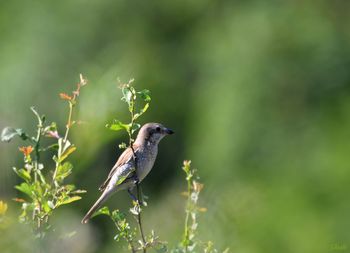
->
156;126;161;132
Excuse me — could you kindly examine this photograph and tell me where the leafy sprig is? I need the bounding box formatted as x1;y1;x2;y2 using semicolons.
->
1;74;87;239
94;79;167;253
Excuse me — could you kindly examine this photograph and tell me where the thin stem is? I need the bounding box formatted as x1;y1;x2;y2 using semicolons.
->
183;176;191;253
128;86;146;253
112;220;136;253
136;183;146;253
32;108;43;231
53;101;73;183
63;102;73;143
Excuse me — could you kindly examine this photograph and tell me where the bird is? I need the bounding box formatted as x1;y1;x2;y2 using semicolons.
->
81;122;174;224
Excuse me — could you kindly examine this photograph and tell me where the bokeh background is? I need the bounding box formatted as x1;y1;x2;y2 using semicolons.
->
1;1;350;252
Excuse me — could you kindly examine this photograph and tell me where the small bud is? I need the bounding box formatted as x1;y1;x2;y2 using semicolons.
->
46;130;60;139
193;181;204;193
183;160;191;167
59;93;72;101
13;198;25;203
79;74;88;86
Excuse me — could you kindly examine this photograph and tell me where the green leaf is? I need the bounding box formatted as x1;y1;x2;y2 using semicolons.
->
71;189;87;194
118;142;127;149
133;103;149;121
33;181;43;197
42;201;52;213
111;209;126;221
47;201;55;209
91;206;110;218
41;143;59;152
137;89;151;102
56;196;81;207
1;127;28;142
131;123;141;134
121;87;133;105
15;183;33;198
58;146;76;163
13;167;31;182
106;120;130;132
64;184;76;192
55;162;73;181
44;122;57;133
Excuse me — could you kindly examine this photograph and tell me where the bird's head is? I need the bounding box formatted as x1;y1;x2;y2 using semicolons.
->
135;123;174;145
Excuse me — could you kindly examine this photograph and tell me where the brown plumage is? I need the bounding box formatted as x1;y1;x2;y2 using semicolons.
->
82;123;174;224
99;145;139;192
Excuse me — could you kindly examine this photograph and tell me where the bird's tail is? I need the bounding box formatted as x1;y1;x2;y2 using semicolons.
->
81;190;112;224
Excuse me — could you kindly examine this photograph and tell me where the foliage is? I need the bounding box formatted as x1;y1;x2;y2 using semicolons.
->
95;79;158;252
94;81;227;253
172;161;228;253
0;75;87;240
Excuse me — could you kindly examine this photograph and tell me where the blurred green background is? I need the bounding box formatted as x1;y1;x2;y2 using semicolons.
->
1;0;350;252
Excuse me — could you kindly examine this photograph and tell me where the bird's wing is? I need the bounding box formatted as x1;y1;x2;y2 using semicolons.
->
99;146;139;191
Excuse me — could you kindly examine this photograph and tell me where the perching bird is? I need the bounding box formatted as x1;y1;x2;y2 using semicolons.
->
82;123;174;224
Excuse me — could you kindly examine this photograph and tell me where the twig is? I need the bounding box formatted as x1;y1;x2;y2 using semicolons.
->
31;108;43;231
128;85;147;253
136;183;146;253
183;172;191;253
63;102;73;143
112;219;136;253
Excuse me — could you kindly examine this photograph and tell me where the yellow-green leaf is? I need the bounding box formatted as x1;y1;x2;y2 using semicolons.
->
57;196;81;207
13;167;31;182
58;146;76;163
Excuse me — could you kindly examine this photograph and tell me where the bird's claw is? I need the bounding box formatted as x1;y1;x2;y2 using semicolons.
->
131;174;140;185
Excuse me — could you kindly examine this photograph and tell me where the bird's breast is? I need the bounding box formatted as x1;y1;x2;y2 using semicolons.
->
136;145;158;181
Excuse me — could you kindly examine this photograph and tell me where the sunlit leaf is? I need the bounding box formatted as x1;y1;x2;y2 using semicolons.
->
42;201;52;213
106;120;130;132
121;87;133;105
64;184;76;191
33;181;43;197
91;206;110;218
1;127;28;142
47;201;55;209
137;89;151;102
133;103;149;121
55;162;73;181
15;183;33;198
119;142;127;149
56;196;81;207
58;146;76;163
71;189;87;194
111;209;126;221
13;167;31;182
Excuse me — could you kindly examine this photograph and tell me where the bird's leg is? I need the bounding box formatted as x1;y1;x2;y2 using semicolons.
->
131;174;140;185
127;188;138;202
127;173;141;202
130;174;146;206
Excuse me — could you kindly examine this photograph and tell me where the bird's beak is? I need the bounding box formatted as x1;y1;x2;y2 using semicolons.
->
164;128;174;135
